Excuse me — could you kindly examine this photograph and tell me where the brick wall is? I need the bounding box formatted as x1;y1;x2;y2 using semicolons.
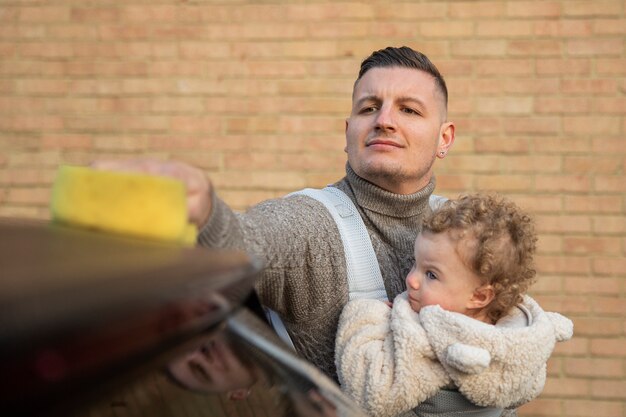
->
1;1;624;415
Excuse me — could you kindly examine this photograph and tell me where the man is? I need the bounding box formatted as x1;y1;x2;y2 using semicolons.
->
96;47;520;416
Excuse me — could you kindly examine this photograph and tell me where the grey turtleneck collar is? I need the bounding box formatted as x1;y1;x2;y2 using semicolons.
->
338;163;436;218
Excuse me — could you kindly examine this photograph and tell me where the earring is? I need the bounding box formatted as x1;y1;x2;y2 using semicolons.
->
439;151;446;155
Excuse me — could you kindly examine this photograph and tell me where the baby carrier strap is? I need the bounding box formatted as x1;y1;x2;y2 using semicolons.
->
294;187;388;301
267;187;446;350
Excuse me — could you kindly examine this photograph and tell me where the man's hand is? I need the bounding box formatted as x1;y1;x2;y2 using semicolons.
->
91;159;212;229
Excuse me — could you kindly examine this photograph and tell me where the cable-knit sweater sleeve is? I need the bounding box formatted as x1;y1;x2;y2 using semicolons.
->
197;188;352;379
198;188;347;319
335;295;450;417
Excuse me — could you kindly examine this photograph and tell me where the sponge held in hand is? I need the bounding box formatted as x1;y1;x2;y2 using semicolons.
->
50;165;197;245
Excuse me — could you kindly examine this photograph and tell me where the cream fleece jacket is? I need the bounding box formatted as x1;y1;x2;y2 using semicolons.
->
336;293;573;417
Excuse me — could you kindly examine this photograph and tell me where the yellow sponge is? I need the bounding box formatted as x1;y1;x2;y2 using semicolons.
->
50;165;197;245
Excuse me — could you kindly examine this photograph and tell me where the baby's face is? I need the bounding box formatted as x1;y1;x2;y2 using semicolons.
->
405;231;483;315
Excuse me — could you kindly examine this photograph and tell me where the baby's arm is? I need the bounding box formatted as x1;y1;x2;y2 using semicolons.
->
335;295;446;417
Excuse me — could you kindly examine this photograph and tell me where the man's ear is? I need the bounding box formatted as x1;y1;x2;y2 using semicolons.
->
468;284;494;310
437;121;455;156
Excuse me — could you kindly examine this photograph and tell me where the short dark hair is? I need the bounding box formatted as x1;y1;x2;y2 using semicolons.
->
356;46;448;109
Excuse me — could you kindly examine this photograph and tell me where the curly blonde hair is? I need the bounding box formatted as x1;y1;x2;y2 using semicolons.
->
422;193;537;322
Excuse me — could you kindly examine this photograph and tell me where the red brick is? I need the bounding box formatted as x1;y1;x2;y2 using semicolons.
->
536;215;592;234
513;195;563;213
594;176;626;193
562;79;618;94
536;58;592;75
294;4;376;20
542;377;590;397
518;398;562;416
507;1;561;17
212;170;306;191
19;6;70;23
221;190;280;211
593;216;626;234
592;257;626;276
563;1;623;17
552;336;589;355
563;237;621;255
168;151;221;171
564;195;623;214
0;7;18;22
41;134;92;149
535;175;591;192
0;206;42;218
564;277;621;295
536;235;563;253
305;172;346;189
308;22;367;38
564;157;622;175
0;168;56;186
476;21;532;37
505;156;563;174
596;58;626;76
573;318;623;337
534;294;592;314
476;97;533;114
434;174;474;192
15;79;69;95
367;22;419;38
535;97;590;114
591;98;626;114
70;7;120;23
593;19;626;35
592;297;626;316
121;5;180;23
372;3;445;19
565;357;624;378
535;255;590;274
474;137;530;153
504;117;561;134
508;40;562;56
504;78;561;94
567;39;624;56
421;21;474;38
591;339;626;357
451;40;507;57
563;399;623;417
279;152;345;172
591;380;626;399
563;116;620;135
475;174;532;191
449;1;504;17
534;20;593;37
6;187;50;205
531;274;563;292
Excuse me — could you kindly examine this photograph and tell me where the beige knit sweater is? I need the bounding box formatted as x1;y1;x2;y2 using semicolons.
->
198;164;435;380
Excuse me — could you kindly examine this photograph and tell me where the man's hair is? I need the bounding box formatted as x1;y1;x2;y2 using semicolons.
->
422;193;537;322
356;46;448;108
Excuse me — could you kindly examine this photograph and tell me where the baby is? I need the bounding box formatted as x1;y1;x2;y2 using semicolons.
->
335;193;573;417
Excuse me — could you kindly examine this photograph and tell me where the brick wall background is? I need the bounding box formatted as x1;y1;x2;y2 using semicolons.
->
0;1;624;416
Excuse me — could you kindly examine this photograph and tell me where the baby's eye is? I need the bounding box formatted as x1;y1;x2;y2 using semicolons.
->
425;270;438;280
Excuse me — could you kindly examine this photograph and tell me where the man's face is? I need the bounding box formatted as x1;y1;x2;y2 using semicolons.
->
345;67;454;194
